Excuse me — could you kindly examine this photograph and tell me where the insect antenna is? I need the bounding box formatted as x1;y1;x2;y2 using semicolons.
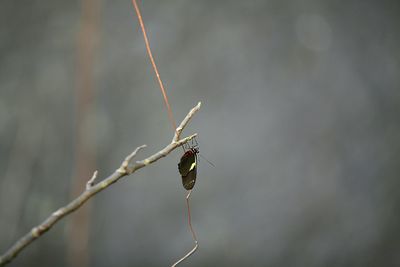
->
199;154;215;167
191;137;215;167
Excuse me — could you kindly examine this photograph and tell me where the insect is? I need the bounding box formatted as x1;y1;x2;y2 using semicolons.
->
178;139;199;190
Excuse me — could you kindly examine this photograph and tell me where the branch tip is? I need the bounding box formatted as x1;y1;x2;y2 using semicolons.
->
86;170;99;190
173;103;202;142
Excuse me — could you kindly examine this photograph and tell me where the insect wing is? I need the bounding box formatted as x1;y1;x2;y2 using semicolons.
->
182;165;197;190
178;151;196;177
178;151;197;190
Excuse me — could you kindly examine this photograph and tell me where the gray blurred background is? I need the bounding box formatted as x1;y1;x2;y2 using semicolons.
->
1;0;400;266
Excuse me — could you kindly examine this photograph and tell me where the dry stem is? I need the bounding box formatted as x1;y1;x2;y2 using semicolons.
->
0;102;201;266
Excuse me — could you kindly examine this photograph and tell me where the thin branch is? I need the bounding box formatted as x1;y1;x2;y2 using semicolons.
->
0;102;201;266
174;102;201;141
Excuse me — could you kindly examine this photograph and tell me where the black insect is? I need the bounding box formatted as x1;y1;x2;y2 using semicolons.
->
178;140;199;190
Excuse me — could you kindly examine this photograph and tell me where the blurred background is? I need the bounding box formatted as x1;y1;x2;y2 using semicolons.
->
1;0;400;266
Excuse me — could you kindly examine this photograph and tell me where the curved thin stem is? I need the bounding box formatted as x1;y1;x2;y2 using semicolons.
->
171;190;198;267
186;190;198;243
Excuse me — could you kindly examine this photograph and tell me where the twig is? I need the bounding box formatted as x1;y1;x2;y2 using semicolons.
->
0;102;201;266
85;170;98;190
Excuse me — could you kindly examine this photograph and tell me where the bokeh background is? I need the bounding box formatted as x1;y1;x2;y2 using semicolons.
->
1;0;400;266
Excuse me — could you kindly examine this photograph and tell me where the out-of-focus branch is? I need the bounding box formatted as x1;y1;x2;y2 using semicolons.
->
0;102;201;266
69;0;101;264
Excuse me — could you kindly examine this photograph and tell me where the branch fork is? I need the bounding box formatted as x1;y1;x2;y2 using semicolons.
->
116;144;147;174
0;102;201;266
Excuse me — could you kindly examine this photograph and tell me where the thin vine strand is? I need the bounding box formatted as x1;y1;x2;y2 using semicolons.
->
130;2;199;266
131;0;177;131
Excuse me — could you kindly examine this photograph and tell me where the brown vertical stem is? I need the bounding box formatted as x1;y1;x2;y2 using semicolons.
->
131;0;178;131
69;0;100;266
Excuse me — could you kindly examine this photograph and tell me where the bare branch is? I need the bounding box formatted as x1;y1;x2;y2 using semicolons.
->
174;102;201;142
0;103;201;266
